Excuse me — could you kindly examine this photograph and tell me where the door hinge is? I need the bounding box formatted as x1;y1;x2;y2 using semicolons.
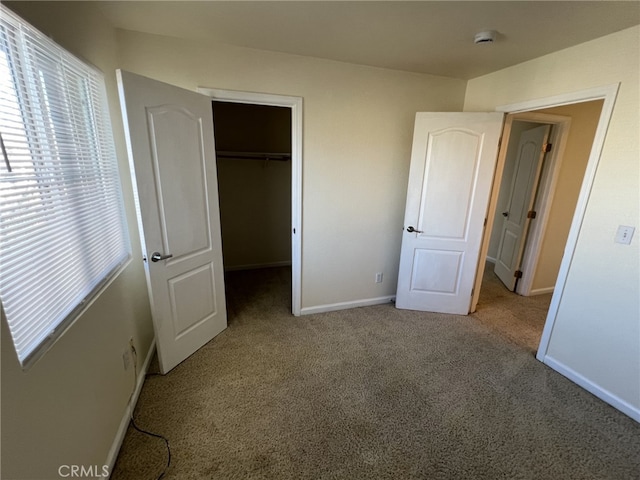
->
514;270;523;278
542;143;552;153
471;288;474;297
484;217;487;227
527;210;537;219
498;136;503;149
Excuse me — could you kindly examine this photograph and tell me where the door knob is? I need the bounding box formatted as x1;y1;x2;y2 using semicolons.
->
150;252;173;262
502;211;509;217
406;226;423;233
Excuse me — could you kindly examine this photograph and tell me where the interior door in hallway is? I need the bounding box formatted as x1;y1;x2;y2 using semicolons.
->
494;124;551;290
117;70;227;374
395;113;504;315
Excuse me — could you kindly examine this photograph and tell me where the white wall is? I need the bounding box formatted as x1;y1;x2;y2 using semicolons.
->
465;26;640;415
1;3;154;479
115;29;467;309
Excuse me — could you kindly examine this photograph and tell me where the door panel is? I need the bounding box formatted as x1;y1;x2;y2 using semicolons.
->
396;113;503;315
410;249;463;293
494;124;551;290
168;264;217;338
419;129;481;239
148;106;211;257
117;70;227;374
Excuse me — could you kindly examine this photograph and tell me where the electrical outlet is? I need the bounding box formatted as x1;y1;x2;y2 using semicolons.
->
122;347;131;371
615;225;635;245
122;337;136;371
375;272;383;283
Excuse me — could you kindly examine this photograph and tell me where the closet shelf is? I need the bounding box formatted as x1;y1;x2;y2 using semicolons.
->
216;151;291;162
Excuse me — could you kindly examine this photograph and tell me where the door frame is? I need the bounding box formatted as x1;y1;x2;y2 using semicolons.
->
512;113;571;296
493;113;572;296
471;83;619;362
197;87;303;316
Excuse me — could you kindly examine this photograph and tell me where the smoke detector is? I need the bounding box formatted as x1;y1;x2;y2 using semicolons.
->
474;30;497;44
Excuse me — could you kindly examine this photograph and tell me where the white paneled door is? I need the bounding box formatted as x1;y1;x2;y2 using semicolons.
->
494;124;551;290
396;113;504;314
117;70;227;374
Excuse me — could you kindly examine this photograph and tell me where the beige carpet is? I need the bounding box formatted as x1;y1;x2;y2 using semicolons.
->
111;267;639;480
473;261;552;354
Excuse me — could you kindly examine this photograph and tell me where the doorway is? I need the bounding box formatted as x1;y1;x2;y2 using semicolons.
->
487;113;570;297
473;98;606;352
212;101;292;317
199;88;303;316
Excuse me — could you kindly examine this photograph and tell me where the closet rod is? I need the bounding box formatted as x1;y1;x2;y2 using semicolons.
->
216;151;291;162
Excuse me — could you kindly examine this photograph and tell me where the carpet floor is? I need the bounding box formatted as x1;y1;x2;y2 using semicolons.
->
111;267;639;480
474;261;552;354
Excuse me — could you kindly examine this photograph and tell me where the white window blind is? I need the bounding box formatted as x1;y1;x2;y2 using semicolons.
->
0;6;130;367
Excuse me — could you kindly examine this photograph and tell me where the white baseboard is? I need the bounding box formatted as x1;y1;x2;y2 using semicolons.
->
300;296;395;315
529;287;555;296
104;339;156;477
542;355;639;423
225;261;291;272
486;256;497;263
529;287;554;296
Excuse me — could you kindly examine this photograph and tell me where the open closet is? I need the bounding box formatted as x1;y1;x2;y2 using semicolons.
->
212;101;293;313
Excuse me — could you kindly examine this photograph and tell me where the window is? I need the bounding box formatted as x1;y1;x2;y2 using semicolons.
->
0;6;131;367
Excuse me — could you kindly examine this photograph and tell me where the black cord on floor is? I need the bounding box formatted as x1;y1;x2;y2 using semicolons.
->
130;415;171;480
129;344;171;480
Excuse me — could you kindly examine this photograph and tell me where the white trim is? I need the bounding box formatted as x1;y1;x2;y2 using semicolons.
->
529;286;554;296
104;340;156;477
22;256;132;371
224;261;291;272
197;87;303;316
496;84;618;114
543;355;640;422
512;113;572;297
527;84;619;362
300;296;395;315
486;256;496;263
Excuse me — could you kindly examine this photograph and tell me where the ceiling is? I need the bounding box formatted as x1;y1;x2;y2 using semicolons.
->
97;1;640;79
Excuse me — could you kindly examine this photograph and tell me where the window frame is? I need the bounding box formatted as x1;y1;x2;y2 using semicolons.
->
0;5;132;369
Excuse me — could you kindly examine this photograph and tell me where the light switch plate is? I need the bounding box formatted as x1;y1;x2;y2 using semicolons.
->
615;225;635;245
